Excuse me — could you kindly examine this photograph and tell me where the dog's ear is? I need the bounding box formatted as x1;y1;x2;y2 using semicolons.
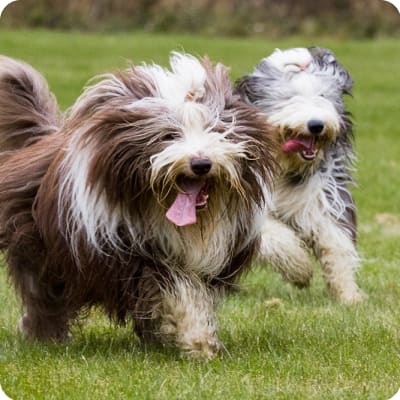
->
235;60;276;104
333;59;354;96
235;75;256;103
309;46;337;65
336;64;353;96
309;47;353;95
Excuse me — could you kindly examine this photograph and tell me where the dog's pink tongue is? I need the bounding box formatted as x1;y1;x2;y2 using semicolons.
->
166;181;203;227
282;137;314;154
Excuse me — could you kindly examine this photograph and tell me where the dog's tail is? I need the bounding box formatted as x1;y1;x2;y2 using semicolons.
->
0;56;60;153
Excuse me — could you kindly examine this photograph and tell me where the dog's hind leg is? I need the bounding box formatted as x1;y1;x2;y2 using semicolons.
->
259;216;314;288
16;273;71;341
18;307;70;342
134;268;220;359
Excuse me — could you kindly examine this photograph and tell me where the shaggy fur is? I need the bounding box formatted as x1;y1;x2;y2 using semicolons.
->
0;53;275;358
236;47;366;303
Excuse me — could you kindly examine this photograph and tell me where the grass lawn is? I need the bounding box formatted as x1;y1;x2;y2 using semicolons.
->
0;29;399;400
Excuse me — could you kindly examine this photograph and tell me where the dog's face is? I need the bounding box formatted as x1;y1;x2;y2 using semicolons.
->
60;53;274;250
145;55;271;227
236;47;353;170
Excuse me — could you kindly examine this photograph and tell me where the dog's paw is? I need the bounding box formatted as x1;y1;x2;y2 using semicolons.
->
17;315;30;338
181;336;222;360
266;243;314;289
282;244;314;289
17;314;69;341
259;219;313;288
338;288;368;304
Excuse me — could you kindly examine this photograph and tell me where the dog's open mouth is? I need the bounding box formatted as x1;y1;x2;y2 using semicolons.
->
282;136;318;161
166;178;209;227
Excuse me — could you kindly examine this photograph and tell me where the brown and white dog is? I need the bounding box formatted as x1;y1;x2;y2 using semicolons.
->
236;47;366;303
0;53;275;358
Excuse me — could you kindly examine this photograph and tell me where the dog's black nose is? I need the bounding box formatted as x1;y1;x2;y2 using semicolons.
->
307;119;325;135
190;158;212;176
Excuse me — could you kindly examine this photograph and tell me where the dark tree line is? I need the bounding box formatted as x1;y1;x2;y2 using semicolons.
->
4;0;399;37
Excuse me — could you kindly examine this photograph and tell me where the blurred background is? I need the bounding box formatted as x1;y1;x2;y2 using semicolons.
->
3;0;400;38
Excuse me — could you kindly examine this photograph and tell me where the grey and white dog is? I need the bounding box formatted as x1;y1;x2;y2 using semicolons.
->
236;47;366;303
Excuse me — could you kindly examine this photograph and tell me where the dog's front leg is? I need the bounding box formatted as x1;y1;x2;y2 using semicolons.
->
134;269;221;359
259;215;314;288
158;275;221;359
311;217;366;304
